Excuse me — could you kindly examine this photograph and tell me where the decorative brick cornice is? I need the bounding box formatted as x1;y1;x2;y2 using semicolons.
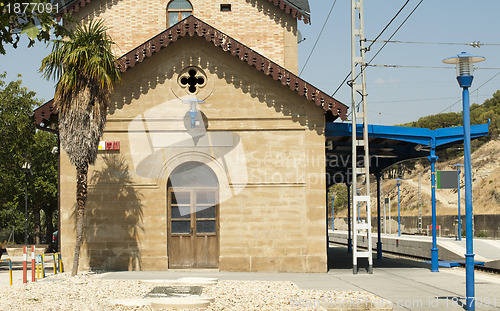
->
35;16;347;126
56;0;310;24
118;16;347;119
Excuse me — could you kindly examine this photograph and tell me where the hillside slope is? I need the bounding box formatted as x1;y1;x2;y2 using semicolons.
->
372;139;500;216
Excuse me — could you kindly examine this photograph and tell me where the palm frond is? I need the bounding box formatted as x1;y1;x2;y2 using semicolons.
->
39;19;121;168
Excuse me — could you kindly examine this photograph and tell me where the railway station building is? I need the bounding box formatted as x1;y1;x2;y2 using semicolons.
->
35;0;350;272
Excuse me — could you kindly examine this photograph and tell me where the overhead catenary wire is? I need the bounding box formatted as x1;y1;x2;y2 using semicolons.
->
367;64;500;70
299;0;338;76
438;70;500;113
365;39;500;48
370;96;460;104
352;0;425;83
365;0;411;52
332;0;422;97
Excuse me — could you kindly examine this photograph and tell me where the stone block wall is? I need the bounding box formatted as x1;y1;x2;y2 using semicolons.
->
59;35;326;273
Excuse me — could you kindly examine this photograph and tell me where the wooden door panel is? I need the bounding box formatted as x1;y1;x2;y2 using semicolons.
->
170;235;194;268
168;188;218;269
195;235;218;268
194;189;218;268
168;189;194;269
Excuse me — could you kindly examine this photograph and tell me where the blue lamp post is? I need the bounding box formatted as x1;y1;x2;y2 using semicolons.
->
452;163;464;241
396;179;402;237
443;52;485;311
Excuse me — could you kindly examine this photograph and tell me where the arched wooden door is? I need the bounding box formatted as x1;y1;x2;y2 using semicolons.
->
167;162;219;268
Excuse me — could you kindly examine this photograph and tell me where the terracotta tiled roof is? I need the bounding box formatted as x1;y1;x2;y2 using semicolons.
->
34;16;347;125
55;0;310;24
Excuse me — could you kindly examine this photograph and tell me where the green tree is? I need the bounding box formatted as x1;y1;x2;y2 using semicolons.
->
0;0;67;54
400;90;500;162
328;184;348;213
401;91;499;138
40;20;121;276
0;73;58;245
30;130;58;245
0;72;36;242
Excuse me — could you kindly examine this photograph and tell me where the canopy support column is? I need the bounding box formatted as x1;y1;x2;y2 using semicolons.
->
376;172;382;260
428;138;439;272
346;182;352;253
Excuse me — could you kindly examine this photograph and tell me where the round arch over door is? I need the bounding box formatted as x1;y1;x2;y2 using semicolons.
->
167;162;219;268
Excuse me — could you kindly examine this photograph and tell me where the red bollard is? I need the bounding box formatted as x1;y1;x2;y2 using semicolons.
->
31;245;36;282
23;246;27;284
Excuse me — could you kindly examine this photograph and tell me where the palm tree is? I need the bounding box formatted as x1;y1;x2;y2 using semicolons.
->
40;20;120;276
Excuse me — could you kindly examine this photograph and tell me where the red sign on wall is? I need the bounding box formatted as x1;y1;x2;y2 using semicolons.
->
98;141;120;151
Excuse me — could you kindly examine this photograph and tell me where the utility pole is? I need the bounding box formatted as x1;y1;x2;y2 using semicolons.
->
350;0;372;274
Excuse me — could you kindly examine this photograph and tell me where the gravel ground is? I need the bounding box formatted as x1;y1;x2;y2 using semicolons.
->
0;272;392;310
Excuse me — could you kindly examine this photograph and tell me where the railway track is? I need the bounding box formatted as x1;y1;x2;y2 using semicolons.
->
330;241;500;275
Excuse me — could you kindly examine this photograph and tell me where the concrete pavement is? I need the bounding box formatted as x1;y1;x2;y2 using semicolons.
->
94;246;500;310
2;245;500;310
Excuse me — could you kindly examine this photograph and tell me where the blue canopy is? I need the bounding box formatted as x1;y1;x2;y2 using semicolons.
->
325;121;490;186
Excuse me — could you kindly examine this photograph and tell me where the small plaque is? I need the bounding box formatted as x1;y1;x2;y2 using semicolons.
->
437;171;459;189
98;141;106;150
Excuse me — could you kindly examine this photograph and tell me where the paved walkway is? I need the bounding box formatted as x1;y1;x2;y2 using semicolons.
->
2;246;500;310
94;246;500;311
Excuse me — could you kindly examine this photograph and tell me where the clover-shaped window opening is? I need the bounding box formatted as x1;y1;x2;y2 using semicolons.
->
181;69;205;93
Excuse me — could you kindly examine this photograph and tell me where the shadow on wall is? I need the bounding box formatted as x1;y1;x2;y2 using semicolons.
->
83;154;144;271
246;0;297;33
109;35;324;135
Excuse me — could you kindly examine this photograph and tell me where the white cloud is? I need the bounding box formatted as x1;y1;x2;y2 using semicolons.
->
374;78;400;85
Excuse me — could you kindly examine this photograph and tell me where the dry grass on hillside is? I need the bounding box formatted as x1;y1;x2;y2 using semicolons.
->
337;140;500;217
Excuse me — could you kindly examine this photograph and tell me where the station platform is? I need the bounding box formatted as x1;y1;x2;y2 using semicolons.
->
329;230;500;270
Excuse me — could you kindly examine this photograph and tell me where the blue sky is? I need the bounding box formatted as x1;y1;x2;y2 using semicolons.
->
299;0;500;125
1;0;499;125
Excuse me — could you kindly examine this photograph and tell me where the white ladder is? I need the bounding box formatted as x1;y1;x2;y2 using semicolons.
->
350;0;372;274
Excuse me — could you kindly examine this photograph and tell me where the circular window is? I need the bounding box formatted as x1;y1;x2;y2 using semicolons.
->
178;67;207;94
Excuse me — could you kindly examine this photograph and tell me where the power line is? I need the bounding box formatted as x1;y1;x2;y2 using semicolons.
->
332;0;410;97
370;97;459;104
299;0;338;76
332;0;423;97
366;0;410;52
353;0;424;82
368;64;451;69
365;40;500;48
438;70;500;113
368;64;500;70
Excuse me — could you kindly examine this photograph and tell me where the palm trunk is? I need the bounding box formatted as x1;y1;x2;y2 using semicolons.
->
71;165;88;276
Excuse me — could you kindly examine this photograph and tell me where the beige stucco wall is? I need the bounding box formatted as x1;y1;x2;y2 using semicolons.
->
59;35;325;273
69;0;298;73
